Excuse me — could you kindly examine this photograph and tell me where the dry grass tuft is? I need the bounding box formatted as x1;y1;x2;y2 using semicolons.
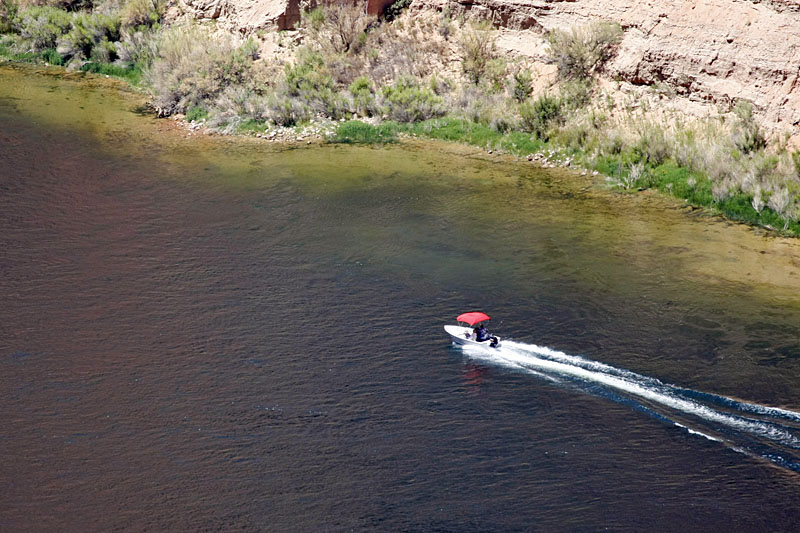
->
143;25;257;117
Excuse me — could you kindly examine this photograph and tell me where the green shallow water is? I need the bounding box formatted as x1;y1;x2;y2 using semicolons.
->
3;63;800;531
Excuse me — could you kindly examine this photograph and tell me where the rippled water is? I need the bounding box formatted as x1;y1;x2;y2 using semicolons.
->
3;64;800;531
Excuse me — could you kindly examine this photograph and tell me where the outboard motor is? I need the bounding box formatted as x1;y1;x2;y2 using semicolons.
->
489;336;499;348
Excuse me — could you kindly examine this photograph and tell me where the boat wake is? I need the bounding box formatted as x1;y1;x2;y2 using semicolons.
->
459;339;800;473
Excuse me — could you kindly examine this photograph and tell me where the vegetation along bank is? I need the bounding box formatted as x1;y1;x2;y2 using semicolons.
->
2;0;800;235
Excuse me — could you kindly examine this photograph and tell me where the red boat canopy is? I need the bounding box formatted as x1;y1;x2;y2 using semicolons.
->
457;312;491;325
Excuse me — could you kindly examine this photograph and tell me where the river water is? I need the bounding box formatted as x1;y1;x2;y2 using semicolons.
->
3;64;800;531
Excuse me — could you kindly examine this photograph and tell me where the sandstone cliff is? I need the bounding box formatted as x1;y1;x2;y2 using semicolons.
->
180;0;800;144
176;0;393;32
417;0;800;144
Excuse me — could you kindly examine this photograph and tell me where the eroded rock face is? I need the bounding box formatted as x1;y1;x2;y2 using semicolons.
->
188;0;799;141
177;0;302;30
567;0;799;138
415;0;800;141
177;0;393;31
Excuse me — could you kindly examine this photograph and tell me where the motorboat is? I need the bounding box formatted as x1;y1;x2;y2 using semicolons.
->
444;311;501;348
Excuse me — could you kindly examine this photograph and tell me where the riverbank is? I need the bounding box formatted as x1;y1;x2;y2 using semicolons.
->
2;1;799;235
4;58;800;302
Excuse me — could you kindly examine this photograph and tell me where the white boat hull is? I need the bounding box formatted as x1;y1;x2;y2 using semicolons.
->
444;325;501;348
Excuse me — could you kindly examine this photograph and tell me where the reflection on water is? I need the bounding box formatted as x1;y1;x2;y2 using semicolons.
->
3;64;800;531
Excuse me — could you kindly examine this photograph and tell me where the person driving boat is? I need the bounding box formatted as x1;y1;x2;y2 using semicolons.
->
473;323;490;342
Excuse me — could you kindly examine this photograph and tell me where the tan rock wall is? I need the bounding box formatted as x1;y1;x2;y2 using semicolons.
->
189;0;800;143
414;0;800;143
177;0;301;30
178;0;393;31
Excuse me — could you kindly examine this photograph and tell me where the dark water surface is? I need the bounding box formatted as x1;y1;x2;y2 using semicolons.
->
3;65;800;531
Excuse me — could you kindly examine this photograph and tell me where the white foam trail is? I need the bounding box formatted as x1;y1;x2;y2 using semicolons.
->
674;423;724;443
682;392;800;423
460;340;800;449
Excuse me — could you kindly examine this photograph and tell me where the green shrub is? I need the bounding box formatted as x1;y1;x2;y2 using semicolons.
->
650;161;682;188
380;75;444;122
604;158;656;191
144;25;255;116
558;79;591;110
206;86;270;131
0;35;12;56
332;120;399;143
484;56;506;93
687;176;713;206
301;3;375;55
792;151;800;179
731;100;766;154
17;6;72;51
403;117;545;156
383;0;411;22
633;123;670;165
116;27;157;67
236;118;267;133
9;49;40;61
717;193;760;224
451;84;513;129
121;0;163;30
303;6;325;28
80;60;140;82
41;46;63;64
267;93;310;126
767;187;791;221
519;94;563;139
459;19;496;85
349;75;377;116
499;130;544;156
349;75;370;95
0;0;18;34
57;11;120;61
285;49;331;96
553;122;591;151
752;152;779;179
547;21;623;80
592;153;627;181
185;104;208;122
407;117;502;148
512;69;532;103
92;37;115;62
283;49;351;118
